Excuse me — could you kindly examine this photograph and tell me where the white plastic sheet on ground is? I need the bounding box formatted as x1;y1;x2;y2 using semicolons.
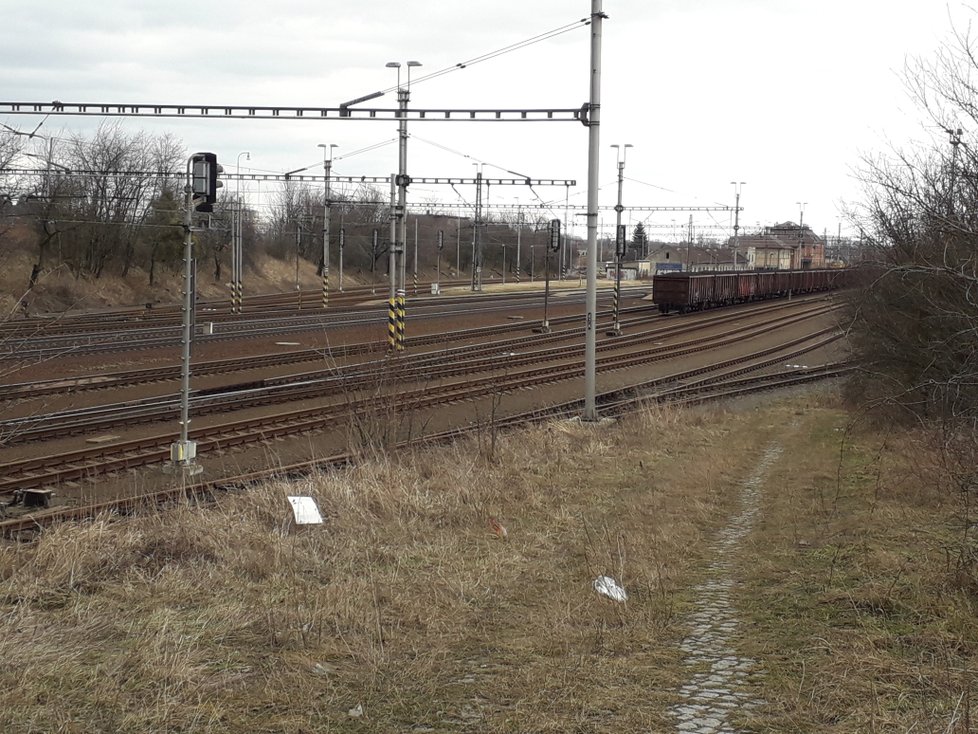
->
287;496;324;525
592;575;628;602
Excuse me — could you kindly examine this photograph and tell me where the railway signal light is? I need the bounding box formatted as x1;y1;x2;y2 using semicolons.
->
616;224;626;257
339;228;346;249
549;219;561;252
437;230;444;250
191;152;223;213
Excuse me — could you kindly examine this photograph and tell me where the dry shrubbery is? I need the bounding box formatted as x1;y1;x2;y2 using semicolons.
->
0;403;749;733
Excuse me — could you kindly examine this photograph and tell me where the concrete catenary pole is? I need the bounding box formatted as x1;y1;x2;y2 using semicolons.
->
516;205;522;284
319;143;337;309
583;0;605;421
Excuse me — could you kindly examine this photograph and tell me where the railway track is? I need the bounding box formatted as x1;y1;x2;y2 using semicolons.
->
0;312;840;495
0;301;838;443
0;296;826;403
0;284;628;359
0;302;658;400
0;353;850;539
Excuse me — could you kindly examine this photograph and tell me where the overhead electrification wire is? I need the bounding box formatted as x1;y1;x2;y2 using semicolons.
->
374;18;591;96
410;134;540;181
283;138;399;176
623;176;677;194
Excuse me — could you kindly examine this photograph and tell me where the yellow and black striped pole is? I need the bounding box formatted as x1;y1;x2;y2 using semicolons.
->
322;264;329;310
395;289;406;351
388;295;398;352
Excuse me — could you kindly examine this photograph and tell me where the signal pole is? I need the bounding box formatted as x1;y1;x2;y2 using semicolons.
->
796;201;807;270
175;155;197;473
730;181;744;269
535;219;561;334
608;142;632;337
472;162;484;291
170;152;221;476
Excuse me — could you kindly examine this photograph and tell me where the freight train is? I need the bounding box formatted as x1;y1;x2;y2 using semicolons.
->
652;268;844;314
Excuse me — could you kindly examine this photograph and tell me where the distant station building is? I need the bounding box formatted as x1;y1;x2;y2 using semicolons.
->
731;222;826;269
607;224;825;278
646;243;748;273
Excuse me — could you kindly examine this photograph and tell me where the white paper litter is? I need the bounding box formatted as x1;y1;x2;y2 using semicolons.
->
287;496;324;525
592;575;628;602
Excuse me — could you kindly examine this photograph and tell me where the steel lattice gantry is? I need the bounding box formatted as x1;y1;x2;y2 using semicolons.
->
0;101;586;123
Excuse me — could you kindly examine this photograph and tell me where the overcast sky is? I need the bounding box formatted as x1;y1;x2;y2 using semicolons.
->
0;0;962;241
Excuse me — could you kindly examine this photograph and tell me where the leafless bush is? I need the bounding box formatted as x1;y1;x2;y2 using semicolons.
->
849;17;978;426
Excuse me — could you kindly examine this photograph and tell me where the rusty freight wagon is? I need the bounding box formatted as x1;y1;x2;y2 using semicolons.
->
653;269;844;314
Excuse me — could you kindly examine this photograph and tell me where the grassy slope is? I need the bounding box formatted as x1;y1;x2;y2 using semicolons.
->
1;390;975;732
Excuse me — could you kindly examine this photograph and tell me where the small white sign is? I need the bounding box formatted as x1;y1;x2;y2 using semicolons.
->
287;496;324;525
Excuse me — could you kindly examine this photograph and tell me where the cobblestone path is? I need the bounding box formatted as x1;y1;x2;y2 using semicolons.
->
669;444;783;733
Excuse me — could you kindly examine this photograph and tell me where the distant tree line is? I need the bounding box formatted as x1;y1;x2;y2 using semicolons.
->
0;122;575;296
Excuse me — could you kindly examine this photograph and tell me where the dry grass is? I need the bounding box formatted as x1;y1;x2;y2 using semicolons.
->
2;391;977;731
737;393;978;732
0;251;348;315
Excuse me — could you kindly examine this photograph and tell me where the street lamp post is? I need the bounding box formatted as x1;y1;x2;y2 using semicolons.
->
609;143;632;336
730;181;744;270
318;143;337;309
234;151;250;313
